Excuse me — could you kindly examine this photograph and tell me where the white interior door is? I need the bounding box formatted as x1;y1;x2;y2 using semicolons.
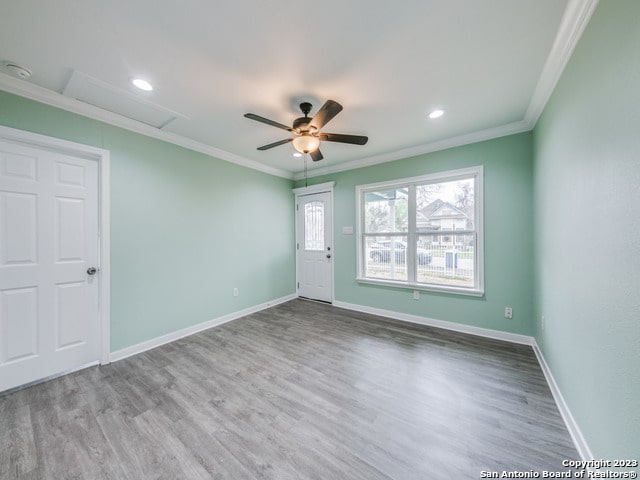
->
0;139;100;392
296;191;333;303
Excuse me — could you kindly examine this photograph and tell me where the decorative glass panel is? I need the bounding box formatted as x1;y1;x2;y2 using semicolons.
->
304;201;324;251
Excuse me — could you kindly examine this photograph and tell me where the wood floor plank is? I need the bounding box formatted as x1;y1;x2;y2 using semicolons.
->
0;299;579;479
0;404;37;479
63;403;127;480
30;400;84;479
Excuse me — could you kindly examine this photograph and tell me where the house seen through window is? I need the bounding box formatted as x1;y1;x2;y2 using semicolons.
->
356;166;484;296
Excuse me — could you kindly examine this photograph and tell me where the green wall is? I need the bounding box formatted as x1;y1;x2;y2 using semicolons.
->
0;91;296;351
3;0;638;456
532;0;640;459
296;132;535;336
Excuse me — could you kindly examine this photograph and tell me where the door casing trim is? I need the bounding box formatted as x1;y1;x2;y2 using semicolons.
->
0;125;111;365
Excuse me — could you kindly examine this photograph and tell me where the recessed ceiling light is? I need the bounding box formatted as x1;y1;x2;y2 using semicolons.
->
428;109;445;119
293;152;302;158
131;78;153;91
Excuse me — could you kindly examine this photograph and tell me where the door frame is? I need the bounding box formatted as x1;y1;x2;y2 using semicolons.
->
0;125;111;365
293;181;335;303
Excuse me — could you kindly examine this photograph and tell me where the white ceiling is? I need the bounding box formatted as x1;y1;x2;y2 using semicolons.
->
0;0;596;179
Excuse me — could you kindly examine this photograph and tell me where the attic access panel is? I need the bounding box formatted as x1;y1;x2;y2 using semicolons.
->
63;70;187;129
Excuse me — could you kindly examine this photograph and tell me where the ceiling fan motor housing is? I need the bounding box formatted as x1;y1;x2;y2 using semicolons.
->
293;116;313;132
293;102;315;133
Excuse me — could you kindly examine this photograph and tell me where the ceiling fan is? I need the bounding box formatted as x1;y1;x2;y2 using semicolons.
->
244;100;368;161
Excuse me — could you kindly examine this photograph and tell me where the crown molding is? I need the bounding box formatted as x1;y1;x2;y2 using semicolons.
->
1;0;597;181
293;120;530;180
0;73;293;180
1;71;531;182
294;0;598;181
524;0;599;126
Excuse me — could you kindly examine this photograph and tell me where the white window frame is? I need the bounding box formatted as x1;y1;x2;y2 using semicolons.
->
356;166;484;296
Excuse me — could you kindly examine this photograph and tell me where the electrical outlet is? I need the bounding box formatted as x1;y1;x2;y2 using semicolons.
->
233;287;239;297
541;315;545;330
413;290;420;300
504;307;513;319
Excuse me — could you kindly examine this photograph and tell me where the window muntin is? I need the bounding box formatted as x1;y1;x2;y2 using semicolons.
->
357;167;483;296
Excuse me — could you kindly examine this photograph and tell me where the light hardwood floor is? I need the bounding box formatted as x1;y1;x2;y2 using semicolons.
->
1;299;578;479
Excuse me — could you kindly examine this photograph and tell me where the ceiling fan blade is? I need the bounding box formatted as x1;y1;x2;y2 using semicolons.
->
257;138;293;150
319;133;368;145
310;149;324;162
309;100;343;131
244;113;293;132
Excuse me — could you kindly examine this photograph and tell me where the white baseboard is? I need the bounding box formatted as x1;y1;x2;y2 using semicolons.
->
109;294;296;363
333;300;534;345
531;340;594;461
333;299;593;461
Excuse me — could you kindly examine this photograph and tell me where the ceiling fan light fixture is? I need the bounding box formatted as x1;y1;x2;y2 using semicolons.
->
428;109;445;119
292;135;320;154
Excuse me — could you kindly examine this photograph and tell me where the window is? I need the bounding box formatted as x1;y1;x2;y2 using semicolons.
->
356;166;483;296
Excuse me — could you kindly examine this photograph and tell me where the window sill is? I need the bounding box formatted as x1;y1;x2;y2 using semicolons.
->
356;277;485;297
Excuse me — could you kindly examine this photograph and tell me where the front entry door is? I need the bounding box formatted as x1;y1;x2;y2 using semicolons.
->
0;139;100;392
296;191;333;303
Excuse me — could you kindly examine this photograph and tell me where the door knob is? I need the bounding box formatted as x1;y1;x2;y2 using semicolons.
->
87;267;98;275
326;254;332;259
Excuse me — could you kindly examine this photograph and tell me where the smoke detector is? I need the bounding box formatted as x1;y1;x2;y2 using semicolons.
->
2;62;32;79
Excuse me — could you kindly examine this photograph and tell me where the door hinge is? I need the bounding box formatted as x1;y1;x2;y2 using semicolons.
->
296;204;299;211
297;243;299;250
297;282;300;289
